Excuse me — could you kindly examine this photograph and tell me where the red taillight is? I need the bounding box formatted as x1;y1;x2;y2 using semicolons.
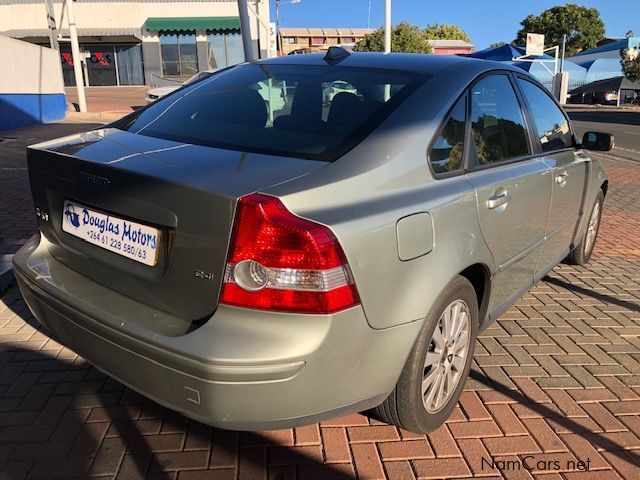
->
220;193;360;314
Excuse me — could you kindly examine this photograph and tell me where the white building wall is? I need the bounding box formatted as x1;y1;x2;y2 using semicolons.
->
0;34;66;129
0;34;63;94
0;0;270;56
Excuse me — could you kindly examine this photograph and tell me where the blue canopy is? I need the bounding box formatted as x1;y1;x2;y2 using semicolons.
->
466;44;552;62
468;44;588;91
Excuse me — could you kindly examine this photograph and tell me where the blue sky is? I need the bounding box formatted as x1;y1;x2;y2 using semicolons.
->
270;0;635;50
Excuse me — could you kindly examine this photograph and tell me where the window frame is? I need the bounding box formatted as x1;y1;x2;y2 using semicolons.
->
466;71;537;172
426;92;471;179
513;74;577;155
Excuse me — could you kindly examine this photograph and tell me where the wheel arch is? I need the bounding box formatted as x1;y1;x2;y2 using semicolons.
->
459;263;491;328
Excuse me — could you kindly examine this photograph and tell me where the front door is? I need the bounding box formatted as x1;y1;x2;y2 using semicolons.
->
516;78;589;274
85;44;117;86
465;74;552;317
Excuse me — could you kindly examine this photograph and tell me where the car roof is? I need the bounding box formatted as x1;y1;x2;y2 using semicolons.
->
253;52;522;77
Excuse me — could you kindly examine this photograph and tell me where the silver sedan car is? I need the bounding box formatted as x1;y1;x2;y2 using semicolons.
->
14;48;611;434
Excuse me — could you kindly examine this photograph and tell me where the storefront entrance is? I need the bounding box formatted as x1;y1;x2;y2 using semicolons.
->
61;43;144;87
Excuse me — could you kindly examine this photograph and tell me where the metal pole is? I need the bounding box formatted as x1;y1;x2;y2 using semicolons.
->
275;0;280;55
367;0;372;29
559;34;566;73
384;0;391;53
237;0;256;61
45;0;59;51
66;0;86;112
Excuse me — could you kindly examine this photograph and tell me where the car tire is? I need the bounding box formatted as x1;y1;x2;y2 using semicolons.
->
565;190;604;266
373;275;479;434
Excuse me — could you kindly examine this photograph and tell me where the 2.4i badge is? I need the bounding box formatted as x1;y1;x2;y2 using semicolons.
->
194;270;214;281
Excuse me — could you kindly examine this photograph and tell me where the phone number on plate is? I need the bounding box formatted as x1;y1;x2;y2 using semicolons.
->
87;230;150;261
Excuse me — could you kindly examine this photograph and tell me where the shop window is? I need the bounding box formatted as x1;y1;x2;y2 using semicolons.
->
207;31;244;70
115;44;144;86
160;32;198;76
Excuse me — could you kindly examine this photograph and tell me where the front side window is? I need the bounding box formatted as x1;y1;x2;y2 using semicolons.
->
125;64;425;161
430;95;466;174
160;32;198;76
471;75;530;165
518;79;572;152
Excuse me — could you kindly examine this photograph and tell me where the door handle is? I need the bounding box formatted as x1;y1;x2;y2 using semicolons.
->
555;171;568;186
487;191;511;210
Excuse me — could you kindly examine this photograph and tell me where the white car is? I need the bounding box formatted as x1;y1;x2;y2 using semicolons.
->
323;80;357;105
145;71;214;103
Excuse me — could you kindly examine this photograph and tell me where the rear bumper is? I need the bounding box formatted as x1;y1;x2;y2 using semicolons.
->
13;234;421;430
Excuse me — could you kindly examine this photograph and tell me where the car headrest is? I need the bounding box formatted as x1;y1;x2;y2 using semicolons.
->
327;92;362;127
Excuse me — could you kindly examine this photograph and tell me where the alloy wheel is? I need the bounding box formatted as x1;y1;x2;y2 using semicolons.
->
584;201;601;256
422;299;471;413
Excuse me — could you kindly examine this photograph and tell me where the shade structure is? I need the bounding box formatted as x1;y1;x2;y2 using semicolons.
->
145;17;240;32
569;76;640;95
465;44;552;62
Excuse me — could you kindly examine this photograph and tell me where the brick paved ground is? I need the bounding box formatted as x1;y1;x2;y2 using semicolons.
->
0;123;101;254
65;87;148;114
1;154;639;479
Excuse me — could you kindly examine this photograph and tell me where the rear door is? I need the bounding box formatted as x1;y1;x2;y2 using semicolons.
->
465;73;552;317
516;77;588;274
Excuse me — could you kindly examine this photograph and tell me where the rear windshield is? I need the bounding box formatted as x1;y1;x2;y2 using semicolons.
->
125;64;426;161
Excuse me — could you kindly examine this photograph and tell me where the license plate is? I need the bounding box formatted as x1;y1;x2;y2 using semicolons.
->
62;201;159;266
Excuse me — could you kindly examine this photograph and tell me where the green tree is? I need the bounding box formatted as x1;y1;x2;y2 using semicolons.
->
489;41;507;49
423;23;470;42
514;3;605;56
621;47;640;81
354;22;433;53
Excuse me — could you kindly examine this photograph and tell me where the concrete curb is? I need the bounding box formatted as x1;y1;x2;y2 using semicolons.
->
0;255;14;293
65;111;129;123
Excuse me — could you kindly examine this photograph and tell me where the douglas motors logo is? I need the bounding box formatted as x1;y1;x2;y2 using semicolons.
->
64;204;81;228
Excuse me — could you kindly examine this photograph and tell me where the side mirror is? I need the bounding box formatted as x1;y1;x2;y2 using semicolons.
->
581;131;614;152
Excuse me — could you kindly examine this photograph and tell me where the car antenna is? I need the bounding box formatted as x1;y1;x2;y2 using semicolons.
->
323;46;351;63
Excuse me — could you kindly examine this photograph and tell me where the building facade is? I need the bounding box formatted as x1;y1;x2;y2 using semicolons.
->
278;28;473;56
427;39;473;55
0;0;270;87
278;27;375;55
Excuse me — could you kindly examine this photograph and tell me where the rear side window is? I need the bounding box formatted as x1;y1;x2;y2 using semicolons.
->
470;75;530;165
518;79;572;152
125;64;425;161
429;95;466;174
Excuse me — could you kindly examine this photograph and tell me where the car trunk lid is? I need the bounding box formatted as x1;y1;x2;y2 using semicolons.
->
27;128;326;322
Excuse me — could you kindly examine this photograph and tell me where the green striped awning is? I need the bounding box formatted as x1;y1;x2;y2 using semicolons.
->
145;17;240;32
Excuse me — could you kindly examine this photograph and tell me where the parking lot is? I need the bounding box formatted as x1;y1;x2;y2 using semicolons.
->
0;112;639;479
